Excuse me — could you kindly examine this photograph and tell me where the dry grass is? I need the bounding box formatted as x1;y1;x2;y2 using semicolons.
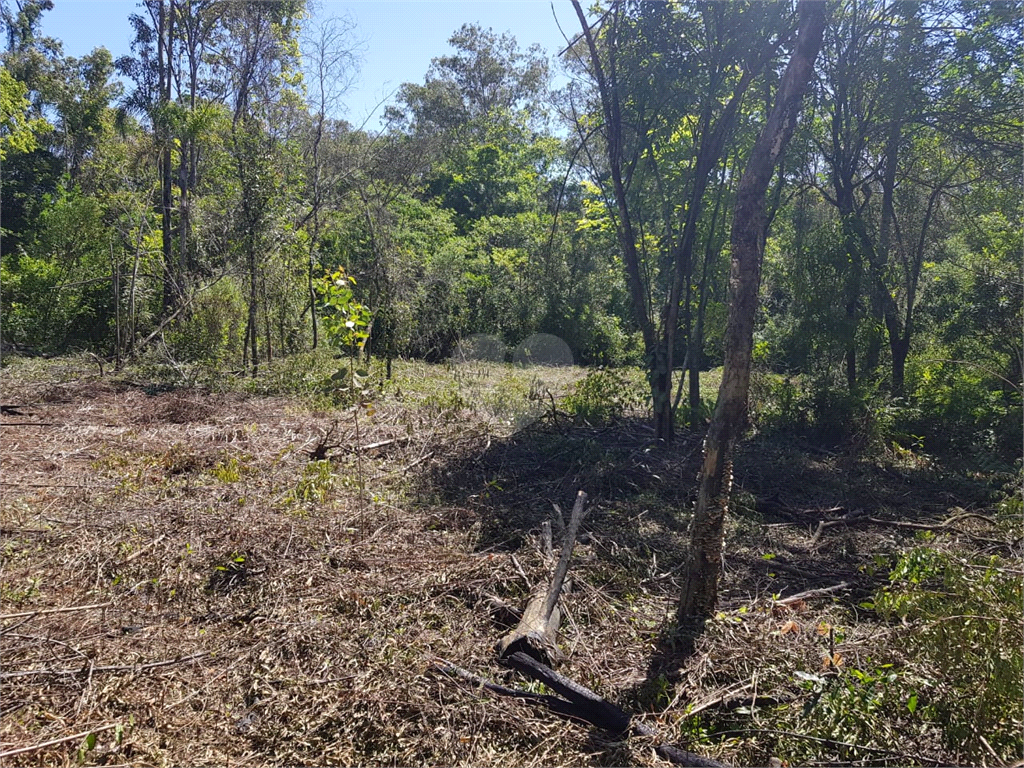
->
1;356;1019;767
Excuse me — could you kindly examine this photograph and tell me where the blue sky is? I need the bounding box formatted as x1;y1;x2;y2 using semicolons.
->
41;1;578;129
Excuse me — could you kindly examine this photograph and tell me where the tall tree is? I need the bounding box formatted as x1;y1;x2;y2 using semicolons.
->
298;14;358;349
118;0;179;311
218;0;304;374
569;0;789;443
678;0;826;631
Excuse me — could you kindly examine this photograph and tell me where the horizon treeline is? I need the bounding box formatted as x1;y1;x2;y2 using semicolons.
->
1;0;1020;457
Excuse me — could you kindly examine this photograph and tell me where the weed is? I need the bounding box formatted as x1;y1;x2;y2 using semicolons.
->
212;457;243;483
0;576;41;604
420;382;469;415
207;551;251;593
287;460;336;506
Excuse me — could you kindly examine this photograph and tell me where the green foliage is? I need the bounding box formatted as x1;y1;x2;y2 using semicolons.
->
750;374;883;447
774;547;1023;766
419;381;470;416
0;67;48;160
315;267;380;408
563;368;649;424
0;185;112;352
165;279;246;369
896;360;1022;461
874;547;1023;762
317;267;371;356
288;460;335;506
210;460;242;483
760;213;855;376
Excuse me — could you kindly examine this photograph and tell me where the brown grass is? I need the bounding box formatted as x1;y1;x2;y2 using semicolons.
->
1;357;1019;767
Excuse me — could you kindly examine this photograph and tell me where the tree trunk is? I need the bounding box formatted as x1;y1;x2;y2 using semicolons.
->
891;334;910;394
650;350;674;444
157;0;176;314
678;0;826;633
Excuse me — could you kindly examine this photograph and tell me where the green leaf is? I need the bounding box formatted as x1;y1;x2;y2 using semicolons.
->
907;693;919;713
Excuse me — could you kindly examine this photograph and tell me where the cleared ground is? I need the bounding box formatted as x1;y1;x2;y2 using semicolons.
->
1;355;1019;766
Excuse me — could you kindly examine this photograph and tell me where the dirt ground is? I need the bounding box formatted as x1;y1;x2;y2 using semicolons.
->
1;358;1019;767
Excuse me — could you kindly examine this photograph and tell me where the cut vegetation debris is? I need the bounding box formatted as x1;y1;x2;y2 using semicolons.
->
1;357;1021;767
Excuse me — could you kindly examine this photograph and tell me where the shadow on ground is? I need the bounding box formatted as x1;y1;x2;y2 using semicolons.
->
416;414;1004;710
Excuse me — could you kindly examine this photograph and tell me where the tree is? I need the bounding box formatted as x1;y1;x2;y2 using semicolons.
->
678;0;826;631
48;47;121;180
0;66;47;160
809;0;1021;394
298;13;358;349
219;0;304;375
569;0;790;443
387;22;548;139
118;0;180;311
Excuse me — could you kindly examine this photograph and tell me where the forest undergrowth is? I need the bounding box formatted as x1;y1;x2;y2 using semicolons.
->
1;354;1020;767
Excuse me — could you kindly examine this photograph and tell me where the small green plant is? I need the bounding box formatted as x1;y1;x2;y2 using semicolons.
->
212;457;242;483
208;551;250;593
289;460;335;505
317;267;376;525
564;368;648;424
421;382;469;414
1;575;41;604
318;268;371;360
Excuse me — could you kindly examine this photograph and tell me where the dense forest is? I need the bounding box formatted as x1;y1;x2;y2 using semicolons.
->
1;0;1018;433
0;0;1021;766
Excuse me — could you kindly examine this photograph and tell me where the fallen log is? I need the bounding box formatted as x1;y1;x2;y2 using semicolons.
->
495;490;588;667
432;655;727;767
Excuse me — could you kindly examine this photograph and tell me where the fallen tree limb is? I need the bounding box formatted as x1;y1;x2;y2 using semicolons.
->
504;651;631;732
773;581;851;607
504;652;727;767
432;655;727;767
495;490;588;666
358;436;412;453
0;723;119;759
807;508;867;547
808;508;1012;549
430;657;581;722
0;651;210;680
1;602;113;621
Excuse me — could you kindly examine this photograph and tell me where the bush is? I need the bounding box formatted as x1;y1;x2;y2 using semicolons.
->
872;546;1023;762
165;278;246;369
750;373;883;447
563;367;648;424
772;545;1022;767
897;361;1022;462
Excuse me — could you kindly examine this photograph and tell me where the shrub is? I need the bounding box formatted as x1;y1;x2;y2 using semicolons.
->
563;367;648;424
165;278;246;368
872;546;1023;762
750;373;884;447
897;360;1022;462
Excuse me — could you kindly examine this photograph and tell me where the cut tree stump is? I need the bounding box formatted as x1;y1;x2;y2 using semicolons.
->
495;490;587;667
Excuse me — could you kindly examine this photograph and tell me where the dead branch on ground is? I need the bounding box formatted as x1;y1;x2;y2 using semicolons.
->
495;490;587;666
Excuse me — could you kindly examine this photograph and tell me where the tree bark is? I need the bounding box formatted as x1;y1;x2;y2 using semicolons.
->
157;0;177;313
678;0;826;632
496;491;587;667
